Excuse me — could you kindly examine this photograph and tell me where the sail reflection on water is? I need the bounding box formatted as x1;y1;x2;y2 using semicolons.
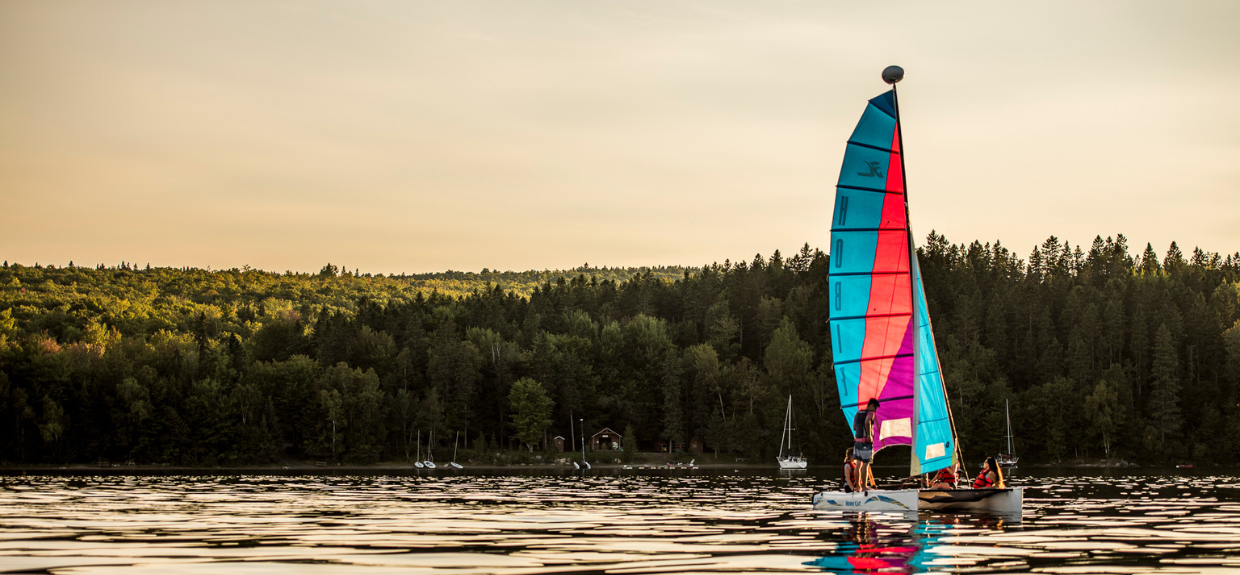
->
805;515;1015;573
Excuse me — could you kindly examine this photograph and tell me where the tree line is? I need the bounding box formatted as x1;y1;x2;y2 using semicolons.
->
1;234;1239;468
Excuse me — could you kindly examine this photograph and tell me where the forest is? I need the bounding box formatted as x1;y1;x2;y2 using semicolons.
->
2;234;1240;469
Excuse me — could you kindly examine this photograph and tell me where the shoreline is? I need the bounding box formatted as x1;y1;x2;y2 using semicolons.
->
0;462;766;474
0;460;1207;476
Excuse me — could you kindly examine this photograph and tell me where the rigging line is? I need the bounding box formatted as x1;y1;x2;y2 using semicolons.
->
893;82;964;472
893;83;923;478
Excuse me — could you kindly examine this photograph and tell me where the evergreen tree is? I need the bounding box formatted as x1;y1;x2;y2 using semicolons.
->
509;378;553;452
1149;323;1183;449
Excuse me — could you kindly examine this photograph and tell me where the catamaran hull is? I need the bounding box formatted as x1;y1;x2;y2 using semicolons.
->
813;488;1023;514
812;489;919;512
778;458;808;470
918;487;1023;514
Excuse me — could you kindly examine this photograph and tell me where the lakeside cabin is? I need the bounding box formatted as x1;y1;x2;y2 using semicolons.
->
590;428;622;451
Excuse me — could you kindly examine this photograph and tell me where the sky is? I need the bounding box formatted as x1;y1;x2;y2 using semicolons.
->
2;1;1238;274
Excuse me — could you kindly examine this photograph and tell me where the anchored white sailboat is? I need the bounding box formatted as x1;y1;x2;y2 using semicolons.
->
423;430;436;469
997;399;1018;469
449;431;464;469
414;430;425;469
811;66;1022;515
777;395;808;469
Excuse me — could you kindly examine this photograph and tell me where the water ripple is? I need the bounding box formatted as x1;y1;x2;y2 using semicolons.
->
0;470;1237;574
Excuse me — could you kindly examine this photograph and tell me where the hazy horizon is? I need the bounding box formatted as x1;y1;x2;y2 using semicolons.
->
3;1;1238;275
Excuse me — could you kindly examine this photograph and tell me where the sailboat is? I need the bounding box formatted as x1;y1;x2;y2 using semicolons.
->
423;430;436;469
449;431;464;469
777;395;808;469
414;430;425;469
811;66;1022;515
997;399;1018;469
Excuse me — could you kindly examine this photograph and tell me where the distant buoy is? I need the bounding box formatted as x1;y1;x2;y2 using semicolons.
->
882;65;904;85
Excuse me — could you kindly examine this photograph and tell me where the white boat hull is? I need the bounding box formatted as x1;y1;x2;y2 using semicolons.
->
918;487;1023;514
812;489;919;512
778;457;808;470
813;487;1023;515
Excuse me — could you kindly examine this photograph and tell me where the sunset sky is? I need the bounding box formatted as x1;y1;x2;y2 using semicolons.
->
2;1;1237;274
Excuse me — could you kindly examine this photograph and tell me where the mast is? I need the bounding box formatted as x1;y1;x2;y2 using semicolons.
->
887;65;964;475
885;67;921;476
1005;399;1013;455
779;395;790;459
788;396;796;455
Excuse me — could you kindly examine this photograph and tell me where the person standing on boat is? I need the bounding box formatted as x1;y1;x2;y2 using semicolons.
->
972;457;1005;489
852;398;880;493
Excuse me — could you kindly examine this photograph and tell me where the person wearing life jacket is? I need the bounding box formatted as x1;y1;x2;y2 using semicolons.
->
842;448;859;493
842;448;875;493
930;463;958;489
852;398;880;493
972;457;1005;489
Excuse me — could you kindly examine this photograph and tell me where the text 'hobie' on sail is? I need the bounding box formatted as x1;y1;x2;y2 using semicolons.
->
811;66;1022;516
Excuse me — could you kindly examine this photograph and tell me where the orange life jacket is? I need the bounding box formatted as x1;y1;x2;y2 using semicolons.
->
972;470;995;488
843;461;857;488
935;468;956;486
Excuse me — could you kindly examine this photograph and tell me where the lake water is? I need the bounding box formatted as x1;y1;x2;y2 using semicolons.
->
2;468;1239;574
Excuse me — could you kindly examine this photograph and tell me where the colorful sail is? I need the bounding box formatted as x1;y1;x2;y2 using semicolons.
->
829;87;955;476
910;250;954;475
828;91;914;454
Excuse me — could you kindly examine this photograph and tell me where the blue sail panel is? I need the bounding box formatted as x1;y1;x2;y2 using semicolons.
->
830;318;868;364
831;188;887;231
835;362;861;427
849;102;897;150
830;275;874;319
837;143;894;190
911;250;954;475
830;231;879;275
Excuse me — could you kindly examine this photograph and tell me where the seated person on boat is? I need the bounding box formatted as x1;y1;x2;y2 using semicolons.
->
842;447;875;493
972;457;1006;489
929;463;958;489
852;398;879;491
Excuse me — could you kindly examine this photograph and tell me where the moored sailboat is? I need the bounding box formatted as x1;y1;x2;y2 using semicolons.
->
997;399;1018;469
449;431;464;469
811;66;1021;515
414;430;425;469
777;395;808;469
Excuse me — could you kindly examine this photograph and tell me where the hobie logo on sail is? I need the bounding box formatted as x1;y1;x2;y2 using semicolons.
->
857;161;883;178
